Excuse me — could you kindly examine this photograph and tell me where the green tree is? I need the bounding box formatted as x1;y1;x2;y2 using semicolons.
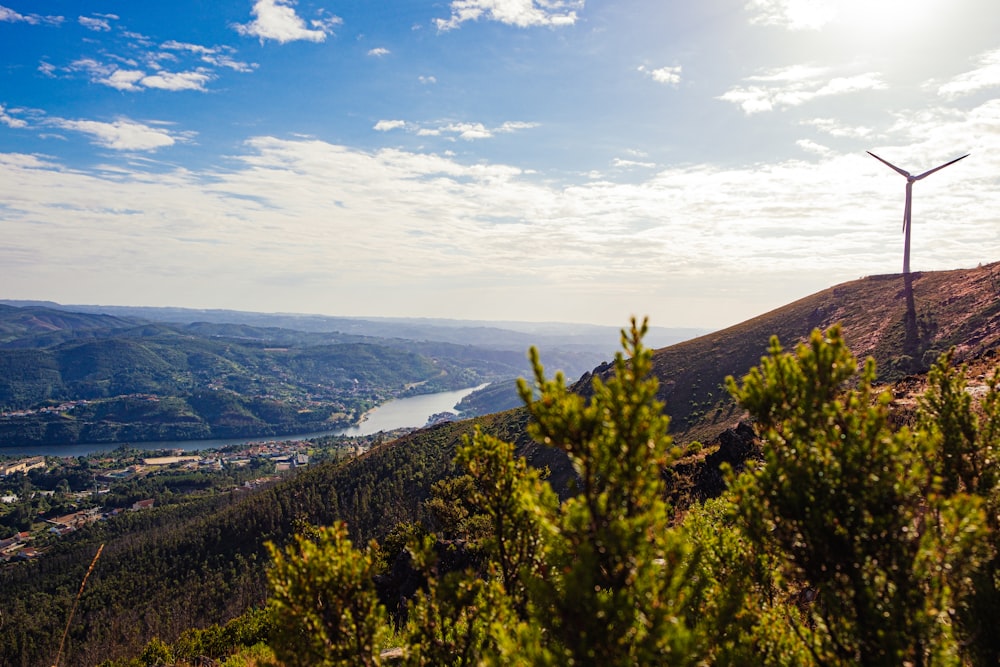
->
400;534;514;667
454;427;556;611
726;327;988;666
138;636;172;666
513;317;703;665
266;522;389;666
918;351;1000;664
680;496;816;666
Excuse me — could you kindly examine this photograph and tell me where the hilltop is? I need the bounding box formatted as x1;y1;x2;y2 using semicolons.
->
620;263;1000;443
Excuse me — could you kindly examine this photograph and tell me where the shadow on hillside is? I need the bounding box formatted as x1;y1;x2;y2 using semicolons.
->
903;272;918;360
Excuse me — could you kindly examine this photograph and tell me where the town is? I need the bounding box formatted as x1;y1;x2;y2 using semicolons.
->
0;431;396;564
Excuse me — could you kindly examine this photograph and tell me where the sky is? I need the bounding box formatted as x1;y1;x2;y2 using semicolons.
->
1;0;999;331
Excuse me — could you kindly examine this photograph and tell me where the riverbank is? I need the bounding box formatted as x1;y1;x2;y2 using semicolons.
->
0;383;489;458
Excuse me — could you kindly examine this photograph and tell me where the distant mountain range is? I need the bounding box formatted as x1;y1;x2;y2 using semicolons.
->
0;300;709;353
0;302;707;447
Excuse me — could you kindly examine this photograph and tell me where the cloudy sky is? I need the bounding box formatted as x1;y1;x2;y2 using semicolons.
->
1;0;998;330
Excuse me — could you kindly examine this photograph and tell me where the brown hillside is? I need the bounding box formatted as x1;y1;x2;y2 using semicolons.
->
578;262;1000;445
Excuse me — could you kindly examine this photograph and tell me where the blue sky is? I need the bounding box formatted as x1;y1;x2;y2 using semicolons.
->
2;0;999;330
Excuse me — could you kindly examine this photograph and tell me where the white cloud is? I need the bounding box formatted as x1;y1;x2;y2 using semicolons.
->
497;121;539;132
746;64;828;83
0;4;63;26
819;74;884;96
720;66;886;114
211;55;257;72
374;120;407;131
48;118;183;151
140;70;212;91
122;30;151;43
796;139;832;155
745;0;941;36
612;157;656;169
443;122;492;140
69;58;112;76
435;0;584;31
745;0;835;30
377;119;537;140
311;11;342;33
78;15;112;31
938;48;1000;99
235;0;340;44
803;118;873;139
367;47;390;57
161;40;214;56
161;40;257;73
69;58;214;92
0;105;27;129
638;64;682;86
103;69;145;91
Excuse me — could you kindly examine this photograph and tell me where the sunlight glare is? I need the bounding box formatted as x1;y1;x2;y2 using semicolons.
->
834;0;936;33
778;0;937;32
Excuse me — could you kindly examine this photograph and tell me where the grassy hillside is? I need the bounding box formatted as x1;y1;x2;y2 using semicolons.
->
615;263;1000;443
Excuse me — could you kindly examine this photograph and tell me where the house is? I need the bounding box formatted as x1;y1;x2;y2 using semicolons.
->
0;456;46;477
132;498;155;511
16;547;39;560
199;458;223;471
0;532;29;555
97;468;136;483
47;508;102;533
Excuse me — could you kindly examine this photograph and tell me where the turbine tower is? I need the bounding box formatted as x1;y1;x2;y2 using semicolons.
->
867;151;969;275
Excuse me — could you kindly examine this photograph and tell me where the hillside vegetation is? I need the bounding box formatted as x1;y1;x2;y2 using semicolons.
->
247;319;1000;666
2;264;1000;665
611;263;1000;443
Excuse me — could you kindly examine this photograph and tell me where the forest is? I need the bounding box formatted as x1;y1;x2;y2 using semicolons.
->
5;317;998;666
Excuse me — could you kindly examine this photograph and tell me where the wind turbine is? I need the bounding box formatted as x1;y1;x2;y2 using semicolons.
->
867;150;969;275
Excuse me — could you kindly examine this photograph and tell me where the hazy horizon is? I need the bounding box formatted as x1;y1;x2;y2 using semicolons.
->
1;297;714;336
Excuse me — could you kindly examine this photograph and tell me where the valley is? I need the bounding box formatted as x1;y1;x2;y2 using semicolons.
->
0;303;626;449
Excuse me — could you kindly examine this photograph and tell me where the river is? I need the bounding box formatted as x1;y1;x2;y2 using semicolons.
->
0;383;490;458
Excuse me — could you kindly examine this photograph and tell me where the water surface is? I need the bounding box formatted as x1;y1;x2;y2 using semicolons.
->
0;383;489;457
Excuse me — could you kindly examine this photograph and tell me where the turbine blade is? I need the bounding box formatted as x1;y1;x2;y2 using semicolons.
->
867;151;910;178
914;153;970;180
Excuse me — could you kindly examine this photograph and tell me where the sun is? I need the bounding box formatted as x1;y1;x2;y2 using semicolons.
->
775;0;936;33
834;0;936;32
